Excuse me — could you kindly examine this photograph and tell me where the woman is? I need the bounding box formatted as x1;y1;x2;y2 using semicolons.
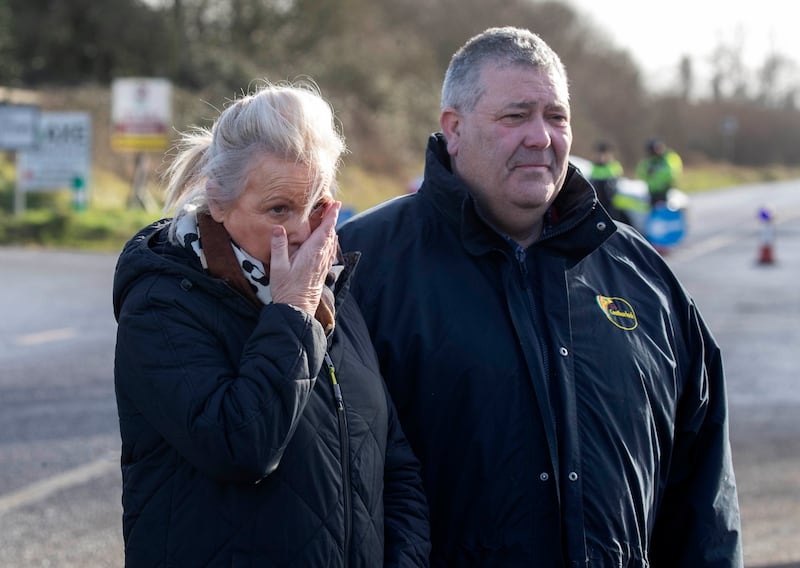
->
112;81;430;567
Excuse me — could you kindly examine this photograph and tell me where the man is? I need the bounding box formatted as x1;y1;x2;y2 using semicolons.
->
339;26;742;566
589;140;624;214
636;137;683;207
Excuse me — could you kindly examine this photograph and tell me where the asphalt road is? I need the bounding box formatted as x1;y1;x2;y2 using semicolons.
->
0;248;122;567
0;179;797;567
667;180;800;567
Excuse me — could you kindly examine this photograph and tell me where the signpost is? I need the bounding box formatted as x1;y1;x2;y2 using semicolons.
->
111;78;172;208
110;78;172;153
16;111;92;214
0;104;40;150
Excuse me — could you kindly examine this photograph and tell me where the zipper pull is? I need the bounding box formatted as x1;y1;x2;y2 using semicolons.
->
324;352;344;412
515;245;531;288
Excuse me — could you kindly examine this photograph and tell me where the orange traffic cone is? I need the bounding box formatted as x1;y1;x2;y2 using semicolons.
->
757;207;776;265
758;242;774;265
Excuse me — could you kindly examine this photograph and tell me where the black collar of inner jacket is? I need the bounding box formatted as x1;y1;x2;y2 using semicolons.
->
417;133;613;258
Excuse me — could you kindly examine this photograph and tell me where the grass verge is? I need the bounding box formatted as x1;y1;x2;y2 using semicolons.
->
1;156;797;253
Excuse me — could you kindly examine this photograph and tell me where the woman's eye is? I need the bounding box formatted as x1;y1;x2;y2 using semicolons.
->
310;200;329;218
269;205;288;215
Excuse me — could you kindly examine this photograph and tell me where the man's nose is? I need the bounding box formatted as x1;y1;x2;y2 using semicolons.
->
522;116;551;148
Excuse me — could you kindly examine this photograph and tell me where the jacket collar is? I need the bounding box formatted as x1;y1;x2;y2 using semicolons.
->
115;219;361;320
418;133;616;259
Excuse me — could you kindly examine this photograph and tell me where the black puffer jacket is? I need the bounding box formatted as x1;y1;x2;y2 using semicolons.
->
112;221;430;567
338;134;742;567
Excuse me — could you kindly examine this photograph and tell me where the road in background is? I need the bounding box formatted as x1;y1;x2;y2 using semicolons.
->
0;179;797;566
668;180;800;567
0;248;122;566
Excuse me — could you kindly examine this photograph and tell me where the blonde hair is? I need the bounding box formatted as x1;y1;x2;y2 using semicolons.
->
164;80;346;241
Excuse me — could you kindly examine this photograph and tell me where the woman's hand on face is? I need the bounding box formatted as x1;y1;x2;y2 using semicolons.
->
269;201;341;316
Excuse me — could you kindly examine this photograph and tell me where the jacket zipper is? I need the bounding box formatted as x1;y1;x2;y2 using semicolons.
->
324;352;351;566
515;246;552;395
514;246;561;503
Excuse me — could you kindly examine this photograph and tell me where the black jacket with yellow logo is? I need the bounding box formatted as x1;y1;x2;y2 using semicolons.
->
338;133;742;567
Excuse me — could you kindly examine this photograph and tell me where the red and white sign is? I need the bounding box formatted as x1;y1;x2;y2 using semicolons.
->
111;77;172;152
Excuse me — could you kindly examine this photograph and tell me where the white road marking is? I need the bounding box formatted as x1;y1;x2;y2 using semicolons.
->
15;327;77;346
671;234;739;262
0;456;118;515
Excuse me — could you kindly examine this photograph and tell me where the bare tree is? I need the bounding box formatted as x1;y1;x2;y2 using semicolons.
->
708;33;748;102
679;55;693;101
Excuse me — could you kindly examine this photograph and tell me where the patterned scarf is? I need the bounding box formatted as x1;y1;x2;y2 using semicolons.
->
174;203;339;333
175;204;274;304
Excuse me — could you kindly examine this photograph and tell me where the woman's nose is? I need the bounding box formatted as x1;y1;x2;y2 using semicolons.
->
284;214;312;244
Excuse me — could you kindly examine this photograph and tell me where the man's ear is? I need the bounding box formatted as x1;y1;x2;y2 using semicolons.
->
440;109;461;156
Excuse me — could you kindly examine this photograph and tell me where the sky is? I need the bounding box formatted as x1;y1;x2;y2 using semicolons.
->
562;0;800;92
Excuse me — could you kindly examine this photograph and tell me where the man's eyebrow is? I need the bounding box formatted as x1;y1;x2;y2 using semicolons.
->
506;99;568;110
505;101;538;109
491;101;536;116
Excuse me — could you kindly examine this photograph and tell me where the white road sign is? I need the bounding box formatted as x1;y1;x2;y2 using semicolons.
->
0;104;40;150
17;112;92;193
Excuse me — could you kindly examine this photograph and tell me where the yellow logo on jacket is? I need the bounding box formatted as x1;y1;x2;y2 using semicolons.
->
596;295;638;331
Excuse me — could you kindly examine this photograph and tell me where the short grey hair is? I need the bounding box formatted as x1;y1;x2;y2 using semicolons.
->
441;26;569;112
164;80;346;239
